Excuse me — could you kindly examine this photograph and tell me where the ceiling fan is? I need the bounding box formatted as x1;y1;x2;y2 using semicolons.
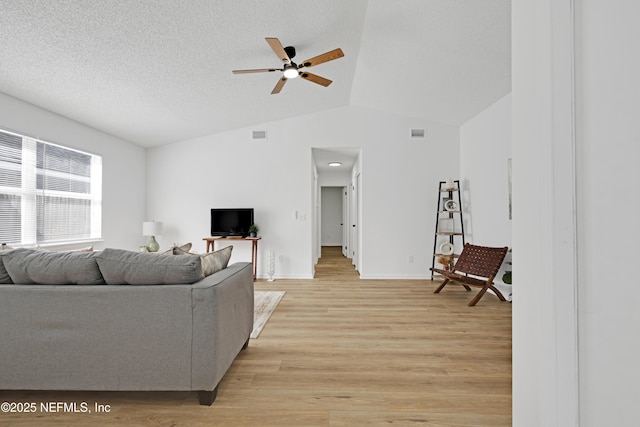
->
232;37;344;94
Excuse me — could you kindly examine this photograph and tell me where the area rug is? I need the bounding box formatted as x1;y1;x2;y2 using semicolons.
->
251;291;285;339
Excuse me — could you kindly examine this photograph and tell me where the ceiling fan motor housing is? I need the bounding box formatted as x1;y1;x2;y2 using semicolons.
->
284;46;296;59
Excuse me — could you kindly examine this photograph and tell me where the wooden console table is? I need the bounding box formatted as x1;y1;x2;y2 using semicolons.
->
203;236;261;279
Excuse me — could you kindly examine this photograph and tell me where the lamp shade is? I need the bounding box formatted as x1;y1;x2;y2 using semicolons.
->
142;221;163;236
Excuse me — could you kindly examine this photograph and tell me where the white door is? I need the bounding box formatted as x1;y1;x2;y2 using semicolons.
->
320;187;343;247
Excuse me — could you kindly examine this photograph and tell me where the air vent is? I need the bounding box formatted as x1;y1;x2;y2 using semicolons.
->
410;128;426;139
252;130;267;140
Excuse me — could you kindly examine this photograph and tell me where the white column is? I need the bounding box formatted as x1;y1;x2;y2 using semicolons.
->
512;0;579;425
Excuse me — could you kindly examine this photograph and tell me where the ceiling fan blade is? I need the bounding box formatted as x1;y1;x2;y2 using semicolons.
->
271;77;288;94
265;37;291;64
300;48;344;68
232;68;280;74
299;72;332;87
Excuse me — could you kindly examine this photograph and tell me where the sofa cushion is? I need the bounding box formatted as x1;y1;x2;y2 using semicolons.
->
2;248;105;285
173;245;233;277
96;248;204;285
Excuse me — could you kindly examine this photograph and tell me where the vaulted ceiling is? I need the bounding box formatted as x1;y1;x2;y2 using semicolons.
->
0;0;511;147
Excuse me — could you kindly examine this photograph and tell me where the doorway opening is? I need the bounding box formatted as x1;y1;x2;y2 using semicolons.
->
311;147;361;278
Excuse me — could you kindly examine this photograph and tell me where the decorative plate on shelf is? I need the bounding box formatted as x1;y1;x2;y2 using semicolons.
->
444;179;456;191
439;242;454;256
444;200;458;212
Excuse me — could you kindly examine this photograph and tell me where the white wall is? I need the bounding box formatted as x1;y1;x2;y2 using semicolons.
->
575;1;640;425
356;109;459;279
146;105;458;279
460;93;512;247
460;93;512;289
318;169;351;187
0;92;146;250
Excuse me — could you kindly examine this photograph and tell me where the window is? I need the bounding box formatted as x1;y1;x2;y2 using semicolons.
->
0;129;102;246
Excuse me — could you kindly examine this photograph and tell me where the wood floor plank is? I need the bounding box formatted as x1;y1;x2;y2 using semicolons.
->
0;246;511;426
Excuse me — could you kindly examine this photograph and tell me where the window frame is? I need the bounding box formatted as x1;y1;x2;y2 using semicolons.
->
0;128;102;247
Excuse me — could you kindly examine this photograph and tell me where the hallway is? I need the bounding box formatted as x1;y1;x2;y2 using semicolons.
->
314;246;360;279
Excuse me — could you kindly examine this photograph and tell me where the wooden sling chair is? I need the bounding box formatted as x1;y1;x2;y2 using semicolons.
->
430;243;509;306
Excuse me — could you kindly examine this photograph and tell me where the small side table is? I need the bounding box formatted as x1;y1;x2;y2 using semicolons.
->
203;236;261;280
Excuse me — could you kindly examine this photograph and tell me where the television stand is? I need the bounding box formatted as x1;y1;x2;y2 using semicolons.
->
202;236;261;280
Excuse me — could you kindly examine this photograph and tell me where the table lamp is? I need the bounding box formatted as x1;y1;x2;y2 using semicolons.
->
142;221;163;252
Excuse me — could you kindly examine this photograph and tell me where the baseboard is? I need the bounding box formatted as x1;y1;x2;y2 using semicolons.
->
255;274;315;280
257;273;433;280
358;274;432;280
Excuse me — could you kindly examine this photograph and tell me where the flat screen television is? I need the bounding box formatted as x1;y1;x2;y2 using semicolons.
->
210;208;254;237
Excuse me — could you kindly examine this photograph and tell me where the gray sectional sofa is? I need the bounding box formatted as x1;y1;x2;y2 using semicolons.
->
0;247;254;405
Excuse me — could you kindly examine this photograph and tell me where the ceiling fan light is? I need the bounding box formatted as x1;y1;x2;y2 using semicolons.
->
328;162;342;167
283;66;299;79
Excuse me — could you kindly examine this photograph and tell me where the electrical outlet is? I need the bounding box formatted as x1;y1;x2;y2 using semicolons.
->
408;255;414;263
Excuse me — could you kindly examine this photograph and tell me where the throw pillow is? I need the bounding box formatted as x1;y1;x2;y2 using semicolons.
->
177;242;192;252
160;242;192;255
173;245;233;277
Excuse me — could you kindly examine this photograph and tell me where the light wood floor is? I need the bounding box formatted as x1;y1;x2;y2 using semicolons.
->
1;246;511;426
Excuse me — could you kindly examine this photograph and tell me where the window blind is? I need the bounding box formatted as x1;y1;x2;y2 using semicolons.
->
0;131;23;244
0;129;102;246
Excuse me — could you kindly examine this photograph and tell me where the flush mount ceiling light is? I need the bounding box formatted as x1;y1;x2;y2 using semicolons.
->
328;162;342;167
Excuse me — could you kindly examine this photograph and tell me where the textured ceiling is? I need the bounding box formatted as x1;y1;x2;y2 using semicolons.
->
0;0;510;148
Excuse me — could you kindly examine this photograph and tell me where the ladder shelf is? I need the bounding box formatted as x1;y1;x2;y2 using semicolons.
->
431;180;466;280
